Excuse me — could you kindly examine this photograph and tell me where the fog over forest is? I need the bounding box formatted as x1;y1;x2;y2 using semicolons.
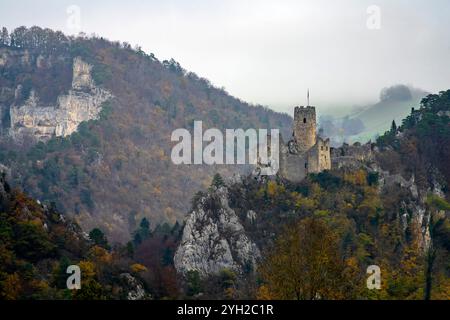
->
1;0;449;113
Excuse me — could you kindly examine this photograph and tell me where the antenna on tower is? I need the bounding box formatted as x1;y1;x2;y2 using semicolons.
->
307;88;310;106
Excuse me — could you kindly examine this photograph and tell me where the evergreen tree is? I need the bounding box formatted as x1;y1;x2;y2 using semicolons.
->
88;228;110;249
390;120;397;134
125;241;134;258
186;270;202;296
211;173;225;188
139;217;151;238
133;233;142;246
131;218;151;247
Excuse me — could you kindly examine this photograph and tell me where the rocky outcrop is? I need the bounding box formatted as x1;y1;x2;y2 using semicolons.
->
120;273;148;300
8;57;111;141
328;137;440;253
174;186;260;277
370;163;439;252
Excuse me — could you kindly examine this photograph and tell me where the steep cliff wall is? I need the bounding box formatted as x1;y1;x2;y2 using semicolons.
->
8;57;111;141
174;186;260;276
175;163;446;279
0;34;293;242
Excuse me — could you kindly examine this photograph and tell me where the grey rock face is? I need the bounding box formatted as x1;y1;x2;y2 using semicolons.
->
374;164;438;252
174;186;260;277
246;210;257;224
8;57;111;141
0;163;11;181
120;273;148;300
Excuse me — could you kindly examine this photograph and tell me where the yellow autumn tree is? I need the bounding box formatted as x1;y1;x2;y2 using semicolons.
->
1;273;21;300
256;285;273;300
259;217;355;300
131;263;148;273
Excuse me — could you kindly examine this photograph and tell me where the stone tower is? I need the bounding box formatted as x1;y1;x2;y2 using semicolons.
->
293;106;317;153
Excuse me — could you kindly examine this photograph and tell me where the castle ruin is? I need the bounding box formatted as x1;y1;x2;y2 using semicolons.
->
279;105;331;182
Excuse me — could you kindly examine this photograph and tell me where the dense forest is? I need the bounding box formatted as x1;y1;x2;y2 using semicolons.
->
0;26;292;242
0;26;448;300
172;91;450;300
0;171;152;299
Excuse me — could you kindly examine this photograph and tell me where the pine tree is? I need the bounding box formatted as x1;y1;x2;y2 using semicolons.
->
139;217;151;238
211;173;225;188
88;228;110;249
390;120;397;134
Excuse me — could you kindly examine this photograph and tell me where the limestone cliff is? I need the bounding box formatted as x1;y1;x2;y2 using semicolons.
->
174;186;260;276
0;32;293;242
8;57;111;141
175;138;446;278
330;141;439;252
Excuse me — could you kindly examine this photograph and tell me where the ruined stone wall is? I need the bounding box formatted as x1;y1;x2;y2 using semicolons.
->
279;142;308;182
331;142;373;169
278;106;331;181
320;138;331;171
316;137;331;171
293;106;316;153
306;144;319;173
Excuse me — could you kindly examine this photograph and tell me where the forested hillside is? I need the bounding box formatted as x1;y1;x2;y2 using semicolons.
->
0;172;153;299
1;25;448;301
0;26;292;241
173;91;450;300
376;90;450;189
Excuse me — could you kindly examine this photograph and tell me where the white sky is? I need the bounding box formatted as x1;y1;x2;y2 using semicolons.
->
1;0;450;114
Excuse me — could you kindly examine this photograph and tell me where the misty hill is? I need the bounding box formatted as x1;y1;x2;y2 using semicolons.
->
0;26;292;241
355;85;429;139
320;85;429;146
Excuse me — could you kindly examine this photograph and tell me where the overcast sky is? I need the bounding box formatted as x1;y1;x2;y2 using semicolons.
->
1;0;449;114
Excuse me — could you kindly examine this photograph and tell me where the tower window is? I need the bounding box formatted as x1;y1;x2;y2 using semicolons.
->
303;118;306;123
305;162;308;169
321;146;323;151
